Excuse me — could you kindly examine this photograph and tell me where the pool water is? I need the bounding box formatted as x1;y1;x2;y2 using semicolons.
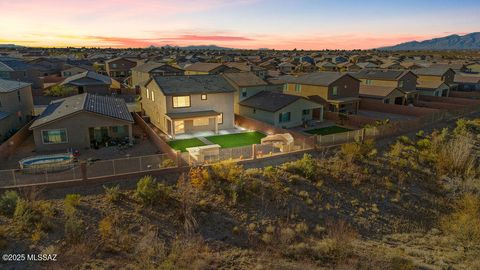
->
20;154;73;169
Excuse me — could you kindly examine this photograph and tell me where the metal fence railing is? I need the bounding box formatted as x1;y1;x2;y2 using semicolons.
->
0;153;176;188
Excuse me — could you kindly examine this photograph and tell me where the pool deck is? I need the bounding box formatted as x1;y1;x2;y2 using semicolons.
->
0;125;160;170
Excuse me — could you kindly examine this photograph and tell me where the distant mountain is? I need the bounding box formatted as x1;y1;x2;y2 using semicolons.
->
380;32;480;51
152;44;234;50
0;44;24;48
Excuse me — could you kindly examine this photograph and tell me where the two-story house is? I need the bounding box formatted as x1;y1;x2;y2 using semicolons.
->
222;72;270;114
353;69;419;104
283;72;361;115
131;62;184;89
0;79;34;142
413;67;455;97
141;75;235;139
105;57;140;79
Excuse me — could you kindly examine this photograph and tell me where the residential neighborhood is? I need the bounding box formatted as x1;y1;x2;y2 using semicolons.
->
1;1;480;269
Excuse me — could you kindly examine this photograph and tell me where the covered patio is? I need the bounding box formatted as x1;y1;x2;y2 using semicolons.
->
327;97;361;114
165;110;223;139
88;124;133;148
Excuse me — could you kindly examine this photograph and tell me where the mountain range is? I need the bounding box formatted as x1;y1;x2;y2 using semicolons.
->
380;32;480;51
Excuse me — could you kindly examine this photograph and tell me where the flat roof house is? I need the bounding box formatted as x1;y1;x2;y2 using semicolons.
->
0;79;34;142
60;71;112;95
283;72;361;115
239;91;323;128
141;75;235;139
30;93;134;152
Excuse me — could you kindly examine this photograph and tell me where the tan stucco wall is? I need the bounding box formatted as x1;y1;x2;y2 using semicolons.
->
141;81;234;136
239;98;323;128
32;112;132;152
0;85;34;140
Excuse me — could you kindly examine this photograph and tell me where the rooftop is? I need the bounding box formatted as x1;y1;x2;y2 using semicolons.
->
0;78;31;93
30;93;133;129
239;91;302;112
152;74;236;95
223;72;267;87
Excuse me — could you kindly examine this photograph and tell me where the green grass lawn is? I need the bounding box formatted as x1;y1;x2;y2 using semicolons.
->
205;131;266;148
168;138;206;152
305;126;353;136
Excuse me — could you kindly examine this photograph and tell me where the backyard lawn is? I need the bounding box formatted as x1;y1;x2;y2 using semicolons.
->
305;126;353;136
205;131;266;148
168;138;206;152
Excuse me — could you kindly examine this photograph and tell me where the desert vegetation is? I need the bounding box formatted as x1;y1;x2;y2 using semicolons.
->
0;118;479;269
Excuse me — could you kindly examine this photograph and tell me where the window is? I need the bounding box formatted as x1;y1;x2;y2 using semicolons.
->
151;91;155;101
146;88;150;99
193;118;209;126
241;88;247;97
42;129;67;144
253;108;256;114
201;94;207;100
366;79;373;85
17;91;21;102
302;109;310;115
217;113;223;124
399;81;404;88
283;84;288;92
384;99;390;104
173;96;191;108
278;112;291;123
295;84;302;93
332;86;338;96
112;63;117;68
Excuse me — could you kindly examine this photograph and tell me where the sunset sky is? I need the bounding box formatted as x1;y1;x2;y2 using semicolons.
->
1;0;479;50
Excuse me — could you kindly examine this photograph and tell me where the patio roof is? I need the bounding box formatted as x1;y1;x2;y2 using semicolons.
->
166;110;220;120
327;97;362;104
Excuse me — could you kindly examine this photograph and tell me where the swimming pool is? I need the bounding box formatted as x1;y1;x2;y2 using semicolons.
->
19;153;74;169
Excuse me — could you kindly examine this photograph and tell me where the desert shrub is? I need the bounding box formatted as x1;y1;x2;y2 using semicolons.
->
0;190;19;217
64;194;81;217
340;139;376;164
13;199;54;233
135;175;171;206
189;166;211;190
282;153;317;179
435;134;475;178
0;225;7;249
210;160;244;183
65;217;84;243
441;193;480;250
279;227;296;245
160;236;216;269
104;185;122;203
99;216;114;241
453;118;480;136
324;219;358;259
160;159;176;168
389;256;415;270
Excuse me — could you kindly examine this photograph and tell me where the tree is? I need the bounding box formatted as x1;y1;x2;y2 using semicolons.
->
44;84;76;97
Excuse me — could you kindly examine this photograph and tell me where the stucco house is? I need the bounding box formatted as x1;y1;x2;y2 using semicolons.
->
359;85;406;104
131;62;184;89
353;69;419;105
222;72;270;114
183;63;234;75
238;91;323;128
105;57;140;79
0;79;34;142
414;67;456;86
141;75;235;139
60;71;112;95
30;93;133;152
283;72;361;115
454;74;480;91
416;81;450;97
